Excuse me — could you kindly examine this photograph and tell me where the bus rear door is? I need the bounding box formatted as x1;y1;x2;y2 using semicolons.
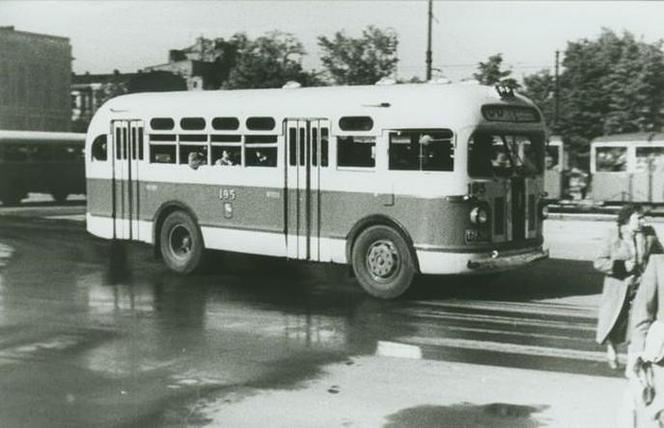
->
111;120;144;240
285;119;329;261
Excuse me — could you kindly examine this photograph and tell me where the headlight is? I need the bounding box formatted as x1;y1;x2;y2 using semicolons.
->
470;206;489;224
540;203;549;219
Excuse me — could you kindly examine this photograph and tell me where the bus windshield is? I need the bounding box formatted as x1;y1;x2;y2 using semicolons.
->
468;132;543;178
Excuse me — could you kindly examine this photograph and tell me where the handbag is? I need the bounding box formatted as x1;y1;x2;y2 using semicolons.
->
636;321;664;406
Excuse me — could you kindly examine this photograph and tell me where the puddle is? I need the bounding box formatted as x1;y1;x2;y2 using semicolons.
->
384;403;548;428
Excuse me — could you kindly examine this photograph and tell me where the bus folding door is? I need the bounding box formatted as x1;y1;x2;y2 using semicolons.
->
285;119;329;261
111;120;143;240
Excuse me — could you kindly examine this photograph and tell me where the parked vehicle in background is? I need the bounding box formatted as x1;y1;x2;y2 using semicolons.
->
0;130;86;205
544;136;565;201
590;133;664;204
85;83;549;298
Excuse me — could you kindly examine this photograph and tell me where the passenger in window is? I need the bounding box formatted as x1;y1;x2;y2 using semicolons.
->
188;151;205;170
215;150;235;166
418;134;434;168
255;150;268;165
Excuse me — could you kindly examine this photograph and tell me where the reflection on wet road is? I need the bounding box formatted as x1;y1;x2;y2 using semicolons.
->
0;216;609;427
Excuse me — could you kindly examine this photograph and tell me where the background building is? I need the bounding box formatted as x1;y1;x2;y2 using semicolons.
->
142;37;218;90
0;26;72;131
71;70;186;132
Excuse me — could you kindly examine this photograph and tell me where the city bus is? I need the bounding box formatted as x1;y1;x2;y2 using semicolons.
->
0;130;86;205
590;133;664;204
85;83;549;298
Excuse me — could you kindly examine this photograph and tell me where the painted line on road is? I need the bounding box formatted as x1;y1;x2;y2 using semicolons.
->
408;300;597;319
400;336;616;363
376;341;422;359
399;309;596;332
422;323;591;343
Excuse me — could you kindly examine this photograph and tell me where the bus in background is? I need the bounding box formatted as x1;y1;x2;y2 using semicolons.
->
85;83;549;299
544;136;564;201
591;133;664;204
0;130;86;205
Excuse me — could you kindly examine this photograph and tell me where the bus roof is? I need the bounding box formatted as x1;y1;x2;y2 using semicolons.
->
94;83;540;128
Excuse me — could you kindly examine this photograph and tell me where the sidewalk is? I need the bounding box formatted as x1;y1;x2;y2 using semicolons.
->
200;355;625;427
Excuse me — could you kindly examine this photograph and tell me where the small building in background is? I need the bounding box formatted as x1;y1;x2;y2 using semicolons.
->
141;37;218;90
0;26;72;131
71;70;186;132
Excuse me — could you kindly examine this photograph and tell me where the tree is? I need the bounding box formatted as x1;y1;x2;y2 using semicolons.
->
318;26;398;85
521;70;555;128
473;54;519;88
222;31;322;89
554;29;664;168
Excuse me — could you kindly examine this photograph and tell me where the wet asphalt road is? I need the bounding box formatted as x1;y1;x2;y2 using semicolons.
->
0;208;613;427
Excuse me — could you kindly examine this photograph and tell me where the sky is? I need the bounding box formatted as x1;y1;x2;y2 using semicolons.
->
2;1;664;82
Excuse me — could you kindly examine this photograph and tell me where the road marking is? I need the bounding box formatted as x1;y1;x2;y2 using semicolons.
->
376;341;422;359
399;308;596;331
398;336;618;363
407;299;596;319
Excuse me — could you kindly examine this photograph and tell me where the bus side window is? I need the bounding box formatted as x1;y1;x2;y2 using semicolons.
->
150;145;176;163
337;136;375;168
91;135;107;162
596;147;627;172
246;147;277;167
389;130;453;171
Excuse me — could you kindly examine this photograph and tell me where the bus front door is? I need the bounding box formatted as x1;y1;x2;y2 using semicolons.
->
111;120;144;240
285;119;329;261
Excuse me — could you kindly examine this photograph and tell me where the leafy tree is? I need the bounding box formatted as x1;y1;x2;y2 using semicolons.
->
223;31;323;89
473;54;519;89
549;29;664;168
521;70;555;128
318;26;398;85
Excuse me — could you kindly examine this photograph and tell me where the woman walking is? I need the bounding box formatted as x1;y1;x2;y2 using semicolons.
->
595;204;663;369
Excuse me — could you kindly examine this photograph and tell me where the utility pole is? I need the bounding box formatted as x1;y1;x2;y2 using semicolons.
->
426;0;433;81
554;50;560;130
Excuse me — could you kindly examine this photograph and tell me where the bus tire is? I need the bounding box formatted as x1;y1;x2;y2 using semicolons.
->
159;211;204;274
51;190;68;203
351;225;415;299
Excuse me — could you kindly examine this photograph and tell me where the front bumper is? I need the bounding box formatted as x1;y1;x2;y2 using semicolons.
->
466;246;549;271
416;245;549;275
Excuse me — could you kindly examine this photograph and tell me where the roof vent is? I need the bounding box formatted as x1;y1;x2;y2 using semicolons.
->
495;85;515;99
282;81;301;89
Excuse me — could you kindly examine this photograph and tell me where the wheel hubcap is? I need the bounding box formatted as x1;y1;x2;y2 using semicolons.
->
366;239;399;280
169;225;192;259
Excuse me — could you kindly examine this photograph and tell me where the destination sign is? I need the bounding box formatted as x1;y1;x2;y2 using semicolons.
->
481;105;541;123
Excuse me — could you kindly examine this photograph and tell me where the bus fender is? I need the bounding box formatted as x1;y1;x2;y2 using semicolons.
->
345;215;420;273
152;201;203;258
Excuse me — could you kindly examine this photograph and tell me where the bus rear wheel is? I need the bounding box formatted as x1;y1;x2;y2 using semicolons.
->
159;211;204;274
51;190;69;203
351;225;415;299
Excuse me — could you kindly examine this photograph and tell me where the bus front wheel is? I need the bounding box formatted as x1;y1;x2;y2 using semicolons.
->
352;225;415;299
159;211;204;274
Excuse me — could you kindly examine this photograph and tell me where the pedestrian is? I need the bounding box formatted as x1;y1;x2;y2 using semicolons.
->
625;254;664;426
594;204;663;370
